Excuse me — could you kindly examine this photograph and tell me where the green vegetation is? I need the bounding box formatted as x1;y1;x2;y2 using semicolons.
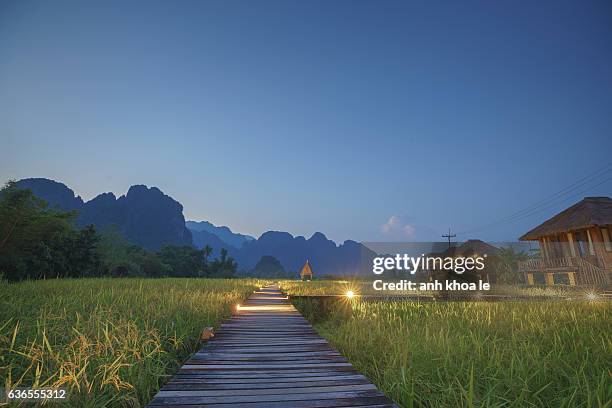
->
249;255;295;279
0;277;609;407
0;182;99;280
280;279;596;298
0;278;267;407
280;279;363;295
289;282;612;408
0;182;238;280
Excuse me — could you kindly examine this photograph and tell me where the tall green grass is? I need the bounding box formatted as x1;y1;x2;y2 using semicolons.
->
279;280;354;295
281;279;596;298
304;299;611;407
0;278;266;407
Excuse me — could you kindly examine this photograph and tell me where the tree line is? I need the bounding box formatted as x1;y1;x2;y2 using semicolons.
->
0;182;237;281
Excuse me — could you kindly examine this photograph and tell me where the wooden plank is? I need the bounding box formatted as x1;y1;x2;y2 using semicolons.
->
188;356;346;362
194;351;342;358
200;346;333;352
171;374;359;380
149;389;385;404
162;379;373;390
206;337;328;342
187;356;348;363
146;284;398;407
156;384;378;397
174;370;365;383
180;363;353;370
177;367;358;375
149;400;394;408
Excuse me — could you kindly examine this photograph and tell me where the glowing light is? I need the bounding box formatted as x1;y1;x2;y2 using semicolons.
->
236;304;241;310
585;292;600;301
346;290;355;298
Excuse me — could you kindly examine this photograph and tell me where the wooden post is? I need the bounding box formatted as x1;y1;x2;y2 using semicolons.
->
587;229;595;256
545;273;555;286
541;238;548;260
567;232;576;257
527;273;534;285
568;272;576;286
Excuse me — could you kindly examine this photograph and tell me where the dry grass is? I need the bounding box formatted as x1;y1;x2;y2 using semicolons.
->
289;281;612;407
280;279;596;298
0;278;267;407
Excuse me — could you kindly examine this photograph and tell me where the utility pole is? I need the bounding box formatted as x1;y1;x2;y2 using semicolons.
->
442;228;456;248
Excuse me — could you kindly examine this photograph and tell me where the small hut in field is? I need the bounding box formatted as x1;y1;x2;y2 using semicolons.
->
422;239;501;283
300;260;313;281
519;197;612;286
452;239;502;283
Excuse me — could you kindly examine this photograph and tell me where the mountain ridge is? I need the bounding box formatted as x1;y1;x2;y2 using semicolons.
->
186;220;254;249
14;178;372;275
15;178;192;251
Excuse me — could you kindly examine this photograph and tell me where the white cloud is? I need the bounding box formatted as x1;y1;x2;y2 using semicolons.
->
380;215;416;239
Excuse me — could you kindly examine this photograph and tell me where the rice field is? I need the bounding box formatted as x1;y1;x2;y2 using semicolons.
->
0;278;267;407
280;279;598;298
2;278;610;407
288;281;612;408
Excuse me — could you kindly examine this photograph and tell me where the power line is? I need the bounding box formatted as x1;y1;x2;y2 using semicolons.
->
493;163;609;224
503;177;611;223
458;177;611;236
456;163;612;236
495;163;611;222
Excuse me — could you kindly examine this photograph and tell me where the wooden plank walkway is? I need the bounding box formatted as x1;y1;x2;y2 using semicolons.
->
147;284;398;408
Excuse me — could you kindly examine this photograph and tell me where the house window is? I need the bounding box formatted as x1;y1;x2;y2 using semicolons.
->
553;273;570;285
533;273;546;285
602;227;612;252
574;231;587;257
548;235;563;258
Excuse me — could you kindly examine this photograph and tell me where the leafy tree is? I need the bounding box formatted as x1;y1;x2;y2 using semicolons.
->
66;225;100;277
0;181;239;281
494;247;528;284
202;245;213;269
0;181;85;280
158;245;206;277
96;226;171;277
251;255;292;278
208;248;237;278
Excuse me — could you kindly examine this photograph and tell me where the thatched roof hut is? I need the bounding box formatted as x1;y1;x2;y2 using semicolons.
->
453;239;501;257
300;260;313;280
517;197;612;286
429;239;501;258
423;239;502;283
520;197;612;241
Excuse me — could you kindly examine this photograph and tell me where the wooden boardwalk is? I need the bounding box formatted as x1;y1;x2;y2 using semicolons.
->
147;284;398;408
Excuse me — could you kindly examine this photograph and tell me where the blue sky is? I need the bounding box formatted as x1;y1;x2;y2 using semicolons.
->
1;0;611;243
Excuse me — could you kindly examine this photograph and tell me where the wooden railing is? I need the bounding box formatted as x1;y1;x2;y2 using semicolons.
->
518;257;574;271
575;257;609;286
518;256;610;285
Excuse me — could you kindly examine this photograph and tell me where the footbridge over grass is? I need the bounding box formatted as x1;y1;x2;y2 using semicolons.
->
146;284;398;408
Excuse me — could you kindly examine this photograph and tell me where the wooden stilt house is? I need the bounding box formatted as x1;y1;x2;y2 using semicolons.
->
518;197;612;286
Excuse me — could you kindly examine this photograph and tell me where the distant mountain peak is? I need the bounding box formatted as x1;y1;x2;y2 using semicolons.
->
234;228;371;276
260;230;294;239
90;192;117;203
15;178;84;210
126;184;162;196
14;178;370;276
15;178;192;250
309;232;329;242
186;220;254;249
